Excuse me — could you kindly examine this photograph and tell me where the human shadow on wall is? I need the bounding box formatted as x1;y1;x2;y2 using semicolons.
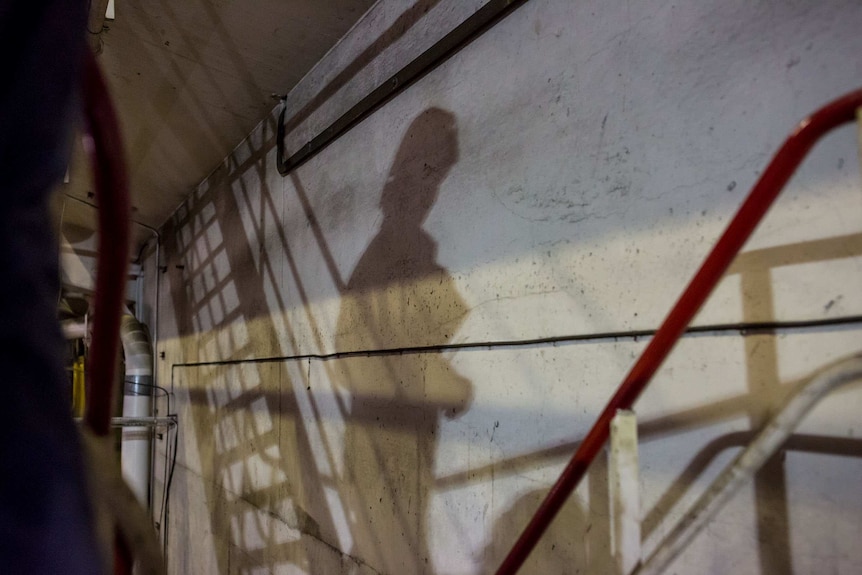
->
334;108;472;574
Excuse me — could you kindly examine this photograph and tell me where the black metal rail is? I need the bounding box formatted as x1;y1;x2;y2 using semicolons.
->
277;0;530;175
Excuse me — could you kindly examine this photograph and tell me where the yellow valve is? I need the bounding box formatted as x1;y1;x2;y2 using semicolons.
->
72;356;86;417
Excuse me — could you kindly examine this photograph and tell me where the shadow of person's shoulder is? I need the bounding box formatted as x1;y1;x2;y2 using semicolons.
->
481;487;590;575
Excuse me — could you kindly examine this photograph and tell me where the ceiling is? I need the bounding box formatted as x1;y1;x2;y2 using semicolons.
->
59;0;376;249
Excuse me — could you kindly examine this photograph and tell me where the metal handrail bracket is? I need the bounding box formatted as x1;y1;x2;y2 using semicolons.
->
636;353;862;575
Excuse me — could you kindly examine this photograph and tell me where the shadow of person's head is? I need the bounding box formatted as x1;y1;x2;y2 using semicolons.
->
380;107;458;227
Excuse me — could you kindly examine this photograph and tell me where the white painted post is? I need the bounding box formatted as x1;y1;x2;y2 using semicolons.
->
609;409;640;575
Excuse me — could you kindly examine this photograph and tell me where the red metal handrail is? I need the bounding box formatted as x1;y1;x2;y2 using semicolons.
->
81;49;133;575
496;87;862;574
82;50;131;436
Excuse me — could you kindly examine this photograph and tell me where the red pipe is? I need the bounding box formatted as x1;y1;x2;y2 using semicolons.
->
81;50;133;575
496;88;862;574
81;50;131;437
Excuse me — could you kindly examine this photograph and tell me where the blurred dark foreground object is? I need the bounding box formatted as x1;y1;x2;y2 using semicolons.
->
0;1;105;573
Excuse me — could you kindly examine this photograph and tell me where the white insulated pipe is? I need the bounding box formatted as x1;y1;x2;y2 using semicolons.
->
120;314;154;507
61;318;88;340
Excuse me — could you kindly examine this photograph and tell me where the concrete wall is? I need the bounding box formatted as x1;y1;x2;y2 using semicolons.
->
149;0;862;573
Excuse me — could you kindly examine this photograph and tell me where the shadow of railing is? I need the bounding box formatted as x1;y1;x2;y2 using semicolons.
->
163;122;345;572
723;231;862;573
161;108;862;574
162;102;477;574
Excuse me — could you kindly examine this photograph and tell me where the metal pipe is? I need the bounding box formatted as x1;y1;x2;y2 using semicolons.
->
495;87;862;574
61;192;162;392
136;231;162;521
121;315;152;383
111;417;174;428
62;158;165;539
75;417;176;428
636;354;862;575
61;319;88;340
120;315;154;506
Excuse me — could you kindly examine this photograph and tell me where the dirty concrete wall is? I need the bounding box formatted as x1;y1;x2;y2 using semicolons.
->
149;0;862;573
